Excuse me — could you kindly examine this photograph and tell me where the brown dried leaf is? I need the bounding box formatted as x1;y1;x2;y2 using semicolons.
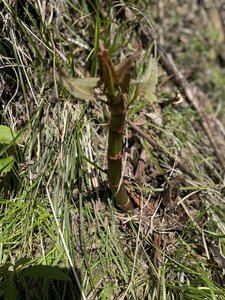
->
146;105;162;125
162;175;184;209
210;244;225;268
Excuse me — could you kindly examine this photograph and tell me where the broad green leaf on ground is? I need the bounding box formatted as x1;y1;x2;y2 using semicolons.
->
0;156;15;173
56;69;99;100
15;258;32;268
135;55;158;103
22;265;71;281
5;271;18;300
0;125;16;144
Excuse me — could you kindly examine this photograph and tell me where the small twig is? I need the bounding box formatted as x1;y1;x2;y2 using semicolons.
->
127;119;198;180
153;232;163;295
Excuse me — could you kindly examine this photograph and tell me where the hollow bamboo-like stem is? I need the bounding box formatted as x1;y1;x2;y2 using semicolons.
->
98;41;138;210
107;93;134;210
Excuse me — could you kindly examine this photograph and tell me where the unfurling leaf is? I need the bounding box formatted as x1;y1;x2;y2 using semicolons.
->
115;48;142;93
56;69;99;101
136;55;158;103
98;41;141;96
98;41;118;97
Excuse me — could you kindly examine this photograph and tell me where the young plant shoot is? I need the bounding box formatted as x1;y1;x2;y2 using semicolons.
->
57;42;157;211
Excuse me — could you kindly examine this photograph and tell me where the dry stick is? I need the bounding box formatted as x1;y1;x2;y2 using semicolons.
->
127;119;198;180
157;46;225;173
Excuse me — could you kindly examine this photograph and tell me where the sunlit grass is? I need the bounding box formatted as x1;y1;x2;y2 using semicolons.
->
1;0;225;299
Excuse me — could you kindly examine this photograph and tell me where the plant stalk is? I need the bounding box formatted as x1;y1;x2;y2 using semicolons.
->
98;42;140;210
107;92;134;210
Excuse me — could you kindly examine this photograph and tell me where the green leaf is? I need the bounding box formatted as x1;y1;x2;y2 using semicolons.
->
136;55;158;103
56;69;99;101
0;156;15;173
22;265;71;281
0;125;16;144
5;271;18;300
15;257;31;269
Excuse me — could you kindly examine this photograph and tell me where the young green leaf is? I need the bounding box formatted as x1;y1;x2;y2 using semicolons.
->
136;55;158;103
0;156;15;173
0;126;16;144
56;69;99;101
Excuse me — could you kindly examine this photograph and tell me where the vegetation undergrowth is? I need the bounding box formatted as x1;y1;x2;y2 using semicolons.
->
0;1;225;299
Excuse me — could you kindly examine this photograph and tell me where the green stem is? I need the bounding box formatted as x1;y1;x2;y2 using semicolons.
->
107;92;134;210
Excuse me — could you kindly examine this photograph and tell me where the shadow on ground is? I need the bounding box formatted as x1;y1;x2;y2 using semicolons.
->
0;258;82;300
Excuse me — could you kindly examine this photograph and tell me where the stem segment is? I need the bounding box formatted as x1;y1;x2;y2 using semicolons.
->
108;93;134;210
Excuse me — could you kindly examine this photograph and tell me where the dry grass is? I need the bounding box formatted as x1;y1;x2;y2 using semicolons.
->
0;1;225;299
